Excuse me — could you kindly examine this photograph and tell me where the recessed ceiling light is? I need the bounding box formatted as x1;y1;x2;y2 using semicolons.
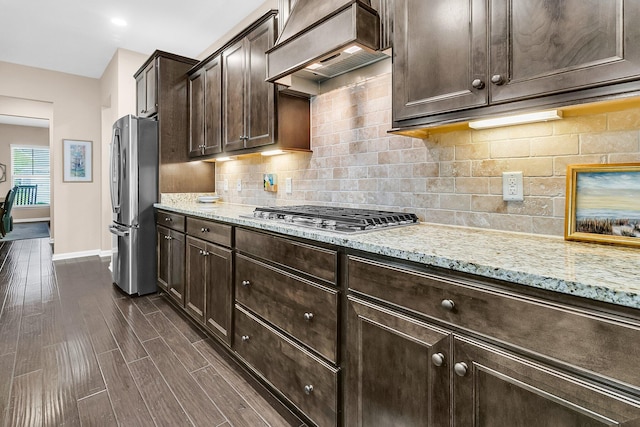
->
111;17;127;27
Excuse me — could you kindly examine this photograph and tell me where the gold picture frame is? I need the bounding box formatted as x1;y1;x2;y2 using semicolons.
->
565;163;640;247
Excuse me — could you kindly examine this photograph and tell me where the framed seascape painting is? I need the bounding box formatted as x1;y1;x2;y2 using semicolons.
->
63;139;93;182
565;163;640;247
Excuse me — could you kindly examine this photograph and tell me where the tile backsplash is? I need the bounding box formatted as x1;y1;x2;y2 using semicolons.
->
215;72;640;237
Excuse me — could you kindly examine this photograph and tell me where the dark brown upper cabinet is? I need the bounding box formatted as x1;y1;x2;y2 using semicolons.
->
223;15;276;151
393;0;640;131
189;55;222;158
188;10;310;160
134;51;217;195
136;61;157;118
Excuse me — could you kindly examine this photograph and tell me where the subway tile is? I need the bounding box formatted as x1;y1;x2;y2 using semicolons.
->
580;131;639;154
471;195;508;213
529;177;566;197
455;142;490;160
491;139;531;158
412;162;440;178
531;135;579;156
532;216;565;236
607;107;640;131
553;114;607;134
440;194;471;211
553;155;607;175
488;214;533;234
506;197;554;216
455;177;490;194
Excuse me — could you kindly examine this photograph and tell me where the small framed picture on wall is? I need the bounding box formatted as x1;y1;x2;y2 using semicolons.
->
63;139;92;182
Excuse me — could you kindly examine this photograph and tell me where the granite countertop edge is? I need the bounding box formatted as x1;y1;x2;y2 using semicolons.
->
155;201;640;311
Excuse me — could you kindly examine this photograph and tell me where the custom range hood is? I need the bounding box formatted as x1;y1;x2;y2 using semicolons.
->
266;0;387;87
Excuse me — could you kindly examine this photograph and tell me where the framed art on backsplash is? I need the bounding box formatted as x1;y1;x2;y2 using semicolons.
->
565;163;640;247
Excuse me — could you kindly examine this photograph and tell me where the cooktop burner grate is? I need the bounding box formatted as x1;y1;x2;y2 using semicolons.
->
246;205;419;233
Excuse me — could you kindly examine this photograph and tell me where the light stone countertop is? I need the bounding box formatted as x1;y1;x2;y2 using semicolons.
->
155;200;640;310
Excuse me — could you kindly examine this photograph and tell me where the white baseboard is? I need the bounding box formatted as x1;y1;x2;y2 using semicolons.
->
14;217;50;223
51;249;102;261
99;250;112;258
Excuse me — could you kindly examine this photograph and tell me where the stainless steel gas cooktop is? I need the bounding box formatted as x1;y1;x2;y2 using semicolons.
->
245;205;419;234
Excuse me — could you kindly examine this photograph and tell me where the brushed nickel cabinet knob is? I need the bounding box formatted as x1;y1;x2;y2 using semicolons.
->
454;362;468;377
441;299;455;311
491;74;505;85
241;280;251;287
304;384;314;395
471;79;485;89
432;352;446;367
241;335;250;342
303;312;314;321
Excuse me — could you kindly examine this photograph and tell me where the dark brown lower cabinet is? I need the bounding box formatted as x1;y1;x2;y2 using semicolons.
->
452;336;640;426
185;236;233;345
156;225;185;305
345;297;451;427
235;305;338;427
346;296;640;427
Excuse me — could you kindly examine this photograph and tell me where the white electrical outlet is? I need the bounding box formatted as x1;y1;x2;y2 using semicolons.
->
236;179;242;192
503;171;524;201
223;179;229;192
285;177;292;194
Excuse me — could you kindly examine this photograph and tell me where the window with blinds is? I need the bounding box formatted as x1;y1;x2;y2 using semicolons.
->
11;145;51;206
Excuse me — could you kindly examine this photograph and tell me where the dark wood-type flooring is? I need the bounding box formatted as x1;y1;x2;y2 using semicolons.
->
0;238;305;426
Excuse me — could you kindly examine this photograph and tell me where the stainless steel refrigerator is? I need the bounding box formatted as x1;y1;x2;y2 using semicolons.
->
109;114;158;295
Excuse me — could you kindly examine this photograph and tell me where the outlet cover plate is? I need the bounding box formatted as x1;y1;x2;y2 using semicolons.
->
503;171;524;201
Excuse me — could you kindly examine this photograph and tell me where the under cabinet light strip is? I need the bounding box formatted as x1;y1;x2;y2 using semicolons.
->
468;110;563;129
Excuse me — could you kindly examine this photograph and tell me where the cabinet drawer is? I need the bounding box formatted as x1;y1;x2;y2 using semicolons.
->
156;210;185;232
236;228;337;284
348;256;640;389
234;305;338;427
236;254;338;363
186;217;232;247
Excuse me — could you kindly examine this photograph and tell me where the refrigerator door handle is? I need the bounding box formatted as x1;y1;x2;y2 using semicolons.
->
110;127;121;214
109;225;130;237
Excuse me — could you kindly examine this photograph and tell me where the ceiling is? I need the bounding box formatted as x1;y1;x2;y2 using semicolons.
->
0;0;267;79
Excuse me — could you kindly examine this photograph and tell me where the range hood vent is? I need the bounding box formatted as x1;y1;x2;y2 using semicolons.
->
266;0;386;85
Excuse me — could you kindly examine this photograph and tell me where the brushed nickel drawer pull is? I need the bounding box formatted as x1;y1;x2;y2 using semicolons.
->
303;312;314;321
304;384;314;395
432;352;445;367
164;217;172;222
200;227;209;232
441;299;455;311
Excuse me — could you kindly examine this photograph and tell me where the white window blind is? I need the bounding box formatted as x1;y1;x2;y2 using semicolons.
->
11;145;51;206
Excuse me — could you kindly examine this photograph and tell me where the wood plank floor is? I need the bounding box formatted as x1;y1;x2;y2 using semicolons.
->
0;238;305;427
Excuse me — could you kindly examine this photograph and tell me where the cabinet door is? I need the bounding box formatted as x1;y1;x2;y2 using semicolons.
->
156;225;170;292
185;236;206;322
393;0;488;120
188;70;205;157
203;56;223;156
453;336;640;426
204;244;232;346
490;0;640;103
244;16;275;149
222;39;246;152
144;61;157;117
168;229;185;305
136;72;146;117
345;297;451;427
